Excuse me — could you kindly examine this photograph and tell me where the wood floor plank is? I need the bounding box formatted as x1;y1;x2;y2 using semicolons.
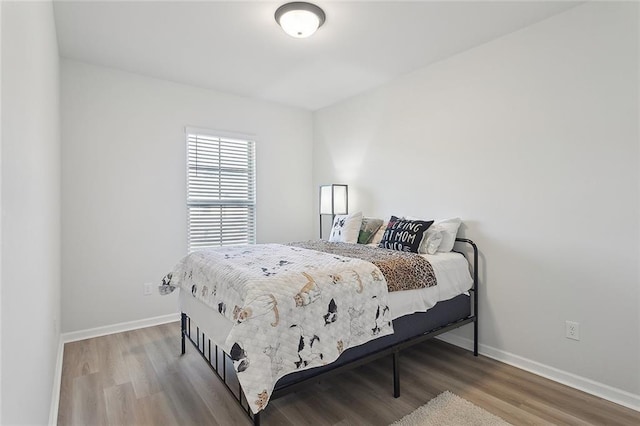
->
143;329;180;378
121;333;163;399
103;382;139;426
180;351;249;426
518;397;594;426
63;338;100;379
95;333;129;387
135;391;181;426
274;391;336;426
57;321;640;426
157;368;220;425
57;348;76;426
70;372;109;426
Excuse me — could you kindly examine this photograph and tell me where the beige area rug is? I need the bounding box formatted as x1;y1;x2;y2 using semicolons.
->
390;391;511;426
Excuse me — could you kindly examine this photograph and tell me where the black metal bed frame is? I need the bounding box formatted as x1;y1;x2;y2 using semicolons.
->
180;238;479;425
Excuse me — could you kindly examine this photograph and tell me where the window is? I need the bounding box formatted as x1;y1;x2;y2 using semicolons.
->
186;128;256;251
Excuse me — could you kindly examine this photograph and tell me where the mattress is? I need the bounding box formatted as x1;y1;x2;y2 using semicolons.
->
179;250;473;348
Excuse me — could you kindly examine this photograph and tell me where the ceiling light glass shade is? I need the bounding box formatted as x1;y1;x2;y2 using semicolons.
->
275;2;326;38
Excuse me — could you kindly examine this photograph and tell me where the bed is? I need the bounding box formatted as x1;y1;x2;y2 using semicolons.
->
165;237;478;425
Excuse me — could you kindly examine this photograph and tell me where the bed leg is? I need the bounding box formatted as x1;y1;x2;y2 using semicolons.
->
393;351;400;398
180;313;186;355
471;237;479;357
473;318;478;357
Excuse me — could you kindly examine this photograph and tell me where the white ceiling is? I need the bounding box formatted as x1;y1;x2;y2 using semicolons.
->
53;1;580;111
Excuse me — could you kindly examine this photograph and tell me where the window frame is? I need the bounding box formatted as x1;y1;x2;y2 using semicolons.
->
185;127;256;252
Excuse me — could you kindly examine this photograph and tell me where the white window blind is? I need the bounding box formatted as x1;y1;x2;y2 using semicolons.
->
187;130;256;251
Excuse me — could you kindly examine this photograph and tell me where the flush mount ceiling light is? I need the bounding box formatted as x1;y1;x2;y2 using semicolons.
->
275;2;326;38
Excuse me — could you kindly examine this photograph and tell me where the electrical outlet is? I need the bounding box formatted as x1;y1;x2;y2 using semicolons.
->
143;283;154;296
566;321;580;341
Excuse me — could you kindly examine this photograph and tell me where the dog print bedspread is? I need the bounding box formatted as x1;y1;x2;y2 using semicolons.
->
162;243;393;413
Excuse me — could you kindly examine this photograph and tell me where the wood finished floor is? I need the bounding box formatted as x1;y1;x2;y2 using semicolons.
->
57;321;640;425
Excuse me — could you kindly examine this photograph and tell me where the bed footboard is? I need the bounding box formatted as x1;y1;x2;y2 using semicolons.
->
181;313;261;425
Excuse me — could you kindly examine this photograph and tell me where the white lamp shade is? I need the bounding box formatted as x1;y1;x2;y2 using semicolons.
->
332;186;347;215
320;186;333;214
319;184;348;215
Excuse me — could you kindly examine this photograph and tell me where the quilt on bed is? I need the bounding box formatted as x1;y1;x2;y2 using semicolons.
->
161;243;395;413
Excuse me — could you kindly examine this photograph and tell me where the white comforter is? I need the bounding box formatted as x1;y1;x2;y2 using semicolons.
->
168;243;393;413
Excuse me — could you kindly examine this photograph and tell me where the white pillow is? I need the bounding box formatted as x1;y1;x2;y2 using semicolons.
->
435;218;462;252
368;219;388;245
329;212;363;243
423;227;443;254
405;216;462;253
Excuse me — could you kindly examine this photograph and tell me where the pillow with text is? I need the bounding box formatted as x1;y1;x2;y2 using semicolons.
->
378;216;433;253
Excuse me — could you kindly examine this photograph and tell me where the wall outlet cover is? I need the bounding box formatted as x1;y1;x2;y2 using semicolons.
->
143;282;154;296
566;320;580;341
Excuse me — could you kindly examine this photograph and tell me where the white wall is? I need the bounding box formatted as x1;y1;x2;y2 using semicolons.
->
0;1;4;421
61;60;314;333
1;1;61;424
314;2;640;402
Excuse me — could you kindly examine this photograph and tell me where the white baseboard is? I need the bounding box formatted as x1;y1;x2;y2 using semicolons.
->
49;337;64;425
61;313;179;343
436;333;640;412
